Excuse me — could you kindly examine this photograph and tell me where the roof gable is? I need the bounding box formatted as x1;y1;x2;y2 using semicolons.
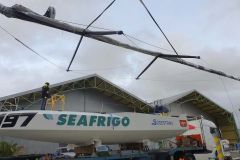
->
0;74;152;113
152;90;238;144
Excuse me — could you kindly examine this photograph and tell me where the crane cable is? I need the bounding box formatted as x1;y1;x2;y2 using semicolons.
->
1;3;239;82
0;25;65;71
0;25;146;74
136;0;181;79
66;0;116;71
139;0;179;56
58;19;176;53
201;58;240;125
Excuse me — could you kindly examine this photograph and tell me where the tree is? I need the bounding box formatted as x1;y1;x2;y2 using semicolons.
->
0;141;20;157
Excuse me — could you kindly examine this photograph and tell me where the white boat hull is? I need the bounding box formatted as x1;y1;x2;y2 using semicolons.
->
0;111;187;144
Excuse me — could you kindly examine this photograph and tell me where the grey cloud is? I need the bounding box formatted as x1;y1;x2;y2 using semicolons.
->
0;0;240;118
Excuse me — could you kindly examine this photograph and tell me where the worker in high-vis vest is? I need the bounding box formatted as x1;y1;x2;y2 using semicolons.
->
40;82;50;110
210;128;224;160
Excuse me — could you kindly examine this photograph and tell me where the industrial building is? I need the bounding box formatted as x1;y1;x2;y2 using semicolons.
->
0;74;238;154
152;90;239;144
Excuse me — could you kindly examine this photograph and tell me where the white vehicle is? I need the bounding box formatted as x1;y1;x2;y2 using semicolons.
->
182;118;217;151
183;118;231;156
158;117;232;160
55;147;76;158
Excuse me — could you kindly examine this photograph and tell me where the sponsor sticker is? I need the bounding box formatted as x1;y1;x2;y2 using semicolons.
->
152;119;173;126
179;120;187;127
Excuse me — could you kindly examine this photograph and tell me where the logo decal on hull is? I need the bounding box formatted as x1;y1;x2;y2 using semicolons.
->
43;114;54;120
152;119;173;126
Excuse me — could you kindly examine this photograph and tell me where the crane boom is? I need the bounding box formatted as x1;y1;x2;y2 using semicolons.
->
0;3;239;81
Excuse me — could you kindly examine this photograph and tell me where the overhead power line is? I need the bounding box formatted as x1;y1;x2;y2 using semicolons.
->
66;0;116;71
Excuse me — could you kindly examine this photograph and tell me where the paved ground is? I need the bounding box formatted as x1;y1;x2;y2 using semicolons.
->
195;152;240;160
195;154;211;160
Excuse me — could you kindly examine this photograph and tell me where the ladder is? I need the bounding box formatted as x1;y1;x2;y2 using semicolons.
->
47;94;65;111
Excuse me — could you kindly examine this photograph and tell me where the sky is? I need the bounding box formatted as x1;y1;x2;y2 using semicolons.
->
0;0;240;121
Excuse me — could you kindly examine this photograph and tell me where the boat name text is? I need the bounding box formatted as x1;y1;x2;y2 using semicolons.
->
0;113;36;128
57;114;130;127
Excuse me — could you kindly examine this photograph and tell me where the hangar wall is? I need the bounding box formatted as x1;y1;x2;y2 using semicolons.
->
166;102;214;121
25;89;133;113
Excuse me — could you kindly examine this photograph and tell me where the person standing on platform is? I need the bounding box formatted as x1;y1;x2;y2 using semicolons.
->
40;82;50;110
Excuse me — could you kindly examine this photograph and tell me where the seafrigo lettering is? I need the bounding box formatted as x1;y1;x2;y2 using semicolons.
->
57;114;130;127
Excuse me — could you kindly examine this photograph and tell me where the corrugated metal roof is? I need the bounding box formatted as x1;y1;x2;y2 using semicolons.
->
152;90;239;144
0;74;97;101
0;74;153;112
152;90;230;113
151;90;195;106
